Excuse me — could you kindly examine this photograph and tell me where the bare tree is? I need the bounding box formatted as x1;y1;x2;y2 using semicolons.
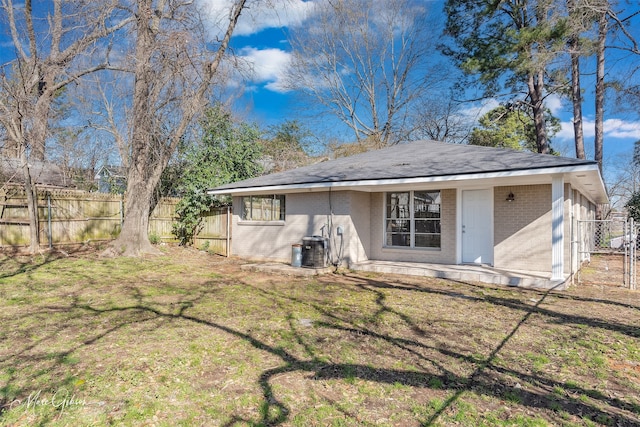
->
409;96;473;144
262;120;313;173
0;0;132;253
606;141;640;211
287;0;443;148
48;126;113;190
100;0;248;256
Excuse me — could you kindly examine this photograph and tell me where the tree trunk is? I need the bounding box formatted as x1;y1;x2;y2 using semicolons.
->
595;10;607;175
108;169;161;257
570;39;585;159
30;97;52;161
19;147;39;253
114;193;156;256
567;0;585;159
103;0;246;257
105;3;159;257
528;71;549;154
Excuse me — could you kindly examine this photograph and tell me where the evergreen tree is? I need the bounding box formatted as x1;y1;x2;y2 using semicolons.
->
172;105;262;245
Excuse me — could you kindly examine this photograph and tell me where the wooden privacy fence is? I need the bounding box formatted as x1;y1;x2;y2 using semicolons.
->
0;188;231;256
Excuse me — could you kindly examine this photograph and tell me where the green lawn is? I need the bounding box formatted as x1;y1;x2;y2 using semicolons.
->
0;246;638;426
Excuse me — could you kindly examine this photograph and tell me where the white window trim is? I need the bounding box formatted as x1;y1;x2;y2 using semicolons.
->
383;190;441;250
240;195;286;222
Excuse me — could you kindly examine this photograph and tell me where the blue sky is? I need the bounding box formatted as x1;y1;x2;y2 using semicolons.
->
1;0;639;175
202;0;640;174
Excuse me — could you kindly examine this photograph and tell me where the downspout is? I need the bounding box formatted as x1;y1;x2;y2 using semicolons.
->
227;204;231;257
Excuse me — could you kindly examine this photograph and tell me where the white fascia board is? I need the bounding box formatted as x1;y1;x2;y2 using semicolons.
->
207;164;603;197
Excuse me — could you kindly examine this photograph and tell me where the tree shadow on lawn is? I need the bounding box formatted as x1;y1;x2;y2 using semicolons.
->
0;298;173;420
1;271;639;426
347;276;640;422
0;246;78;280
0;275;223;420
245;275;640;426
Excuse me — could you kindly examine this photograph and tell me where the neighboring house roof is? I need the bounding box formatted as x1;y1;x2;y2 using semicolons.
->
0;157;75;188
94;165;126;180
94;165;127;194
208;140;608;204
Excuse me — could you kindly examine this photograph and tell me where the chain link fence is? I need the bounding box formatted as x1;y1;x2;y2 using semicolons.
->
577;218;636;289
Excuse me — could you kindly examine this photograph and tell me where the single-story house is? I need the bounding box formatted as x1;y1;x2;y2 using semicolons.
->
208;140;608;287
94;165;126;194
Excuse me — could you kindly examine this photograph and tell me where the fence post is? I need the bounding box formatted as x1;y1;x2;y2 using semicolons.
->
120;195;124;228
47;192;52;249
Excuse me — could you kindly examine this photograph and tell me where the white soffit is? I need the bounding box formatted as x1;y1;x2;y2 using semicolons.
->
208;164;608;203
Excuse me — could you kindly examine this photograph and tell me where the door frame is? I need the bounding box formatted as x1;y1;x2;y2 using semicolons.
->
456;188;494;265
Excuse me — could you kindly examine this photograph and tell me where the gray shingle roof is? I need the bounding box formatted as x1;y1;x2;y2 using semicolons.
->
209;140;598;192
0;157;75;188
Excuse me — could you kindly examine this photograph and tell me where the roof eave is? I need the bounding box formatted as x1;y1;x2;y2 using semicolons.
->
208;163;608;203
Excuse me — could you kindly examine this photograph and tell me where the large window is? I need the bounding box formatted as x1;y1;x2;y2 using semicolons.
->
241;195;285;221
385;191;441;248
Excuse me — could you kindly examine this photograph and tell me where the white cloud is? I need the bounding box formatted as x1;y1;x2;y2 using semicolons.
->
556;121;575;141
601;118;640;139
200;0;317;37
557;117;640;141
458;98;500;122
238;47;291;93
545;94;563;115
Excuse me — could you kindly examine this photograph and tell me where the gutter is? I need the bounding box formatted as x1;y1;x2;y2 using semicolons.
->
208;164;607;203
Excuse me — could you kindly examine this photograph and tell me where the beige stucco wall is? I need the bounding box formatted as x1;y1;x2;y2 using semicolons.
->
231;191;370;265
232;183;598;276
493;183;597;275
346;191;372;265
494;185;552;272
368;188;457;264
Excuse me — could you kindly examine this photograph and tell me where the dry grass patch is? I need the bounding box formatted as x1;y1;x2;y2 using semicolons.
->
0;246;638;426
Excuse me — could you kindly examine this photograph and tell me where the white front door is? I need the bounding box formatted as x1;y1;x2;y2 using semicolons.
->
462;189;493;264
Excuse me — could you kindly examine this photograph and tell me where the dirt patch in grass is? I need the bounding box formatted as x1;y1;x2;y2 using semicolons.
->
578;253;631;288
0;245;639;426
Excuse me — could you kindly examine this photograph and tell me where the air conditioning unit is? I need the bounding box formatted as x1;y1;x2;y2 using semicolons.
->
301;236;328;268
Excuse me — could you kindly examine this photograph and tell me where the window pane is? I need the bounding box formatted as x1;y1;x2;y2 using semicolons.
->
242;197;251;220
272;198;280;221
386;233;410;246
415;206;441;219
387;219;410;233
251;198;262;220
415;219;441;234
386;192;410;220
275;195;285;220
415;234;440;248
417;191;441;204
414;191;441;218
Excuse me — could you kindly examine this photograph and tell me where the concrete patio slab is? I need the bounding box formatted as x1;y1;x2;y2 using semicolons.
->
240;260;568;290
350;260;567;290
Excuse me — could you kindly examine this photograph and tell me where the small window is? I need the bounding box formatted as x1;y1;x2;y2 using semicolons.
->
385;190;441;248
241;195;285;221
